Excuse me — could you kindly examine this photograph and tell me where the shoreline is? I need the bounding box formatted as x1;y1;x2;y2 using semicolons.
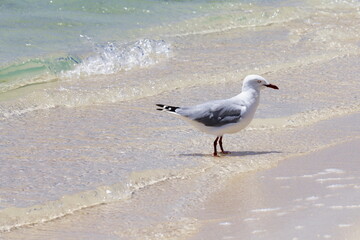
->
1;112;359;239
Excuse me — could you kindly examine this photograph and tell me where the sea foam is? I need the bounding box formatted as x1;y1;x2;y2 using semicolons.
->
62;38;171;78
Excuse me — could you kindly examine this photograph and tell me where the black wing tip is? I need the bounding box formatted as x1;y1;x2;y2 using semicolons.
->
155;104;179;112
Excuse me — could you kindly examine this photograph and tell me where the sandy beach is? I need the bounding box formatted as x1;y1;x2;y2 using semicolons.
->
2;110;359;239
1;0;360;239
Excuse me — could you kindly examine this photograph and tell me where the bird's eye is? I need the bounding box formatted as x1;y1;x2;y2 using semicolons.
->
257;80;262;83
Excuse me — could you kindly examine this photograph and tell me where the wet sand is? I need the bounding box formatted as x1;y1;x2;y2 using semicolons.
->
1;112;359;240
190;134;360;240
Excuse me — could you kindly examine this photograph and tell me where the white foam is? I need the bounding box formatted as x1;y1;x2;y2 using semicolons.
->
326;184;356;189
313;203;325;208
305;196;319;201
251;207;281;213
301;174;315;178
275;176;293;180
276;169;346;182
303;169;345;178
294;225;304;230
276;212;289;216
330;205;360;210
219;222;232;226
316;177;355;183
330;205;344;210
243;217;260;222
62;39;171;78
252;229;267;234
320;169;345;175
338;223;352;228
326;184;346;189
344;205;360;209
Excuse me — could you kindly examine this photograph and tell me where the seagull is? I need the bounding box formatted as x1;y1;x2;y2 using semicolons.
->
156;75;279;156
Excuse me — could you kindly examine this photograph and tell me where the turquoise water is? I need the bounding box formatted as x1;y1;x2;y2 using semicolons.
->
0;0;209;63
0;0;294;94
0;0;208;92
1;0;278;64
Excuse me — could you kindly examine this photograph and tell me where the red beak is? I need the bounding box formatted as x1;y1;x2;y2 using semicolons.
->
265;84;279;90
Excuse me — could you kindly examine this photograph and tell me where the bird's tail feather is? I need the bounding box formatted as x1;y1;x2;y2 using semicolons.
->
156;104;179;113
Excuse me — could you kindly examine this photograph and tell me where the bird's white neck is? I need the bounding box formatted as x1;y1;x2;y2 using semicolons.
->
238;88;260;106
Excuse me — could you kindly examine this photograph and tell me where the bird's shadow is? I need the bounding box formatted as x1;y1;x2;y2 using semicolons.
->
180;150;282;158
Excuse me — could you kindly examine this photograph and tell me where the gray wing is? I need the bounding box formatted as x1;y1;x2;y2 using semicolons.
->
176;100;244;127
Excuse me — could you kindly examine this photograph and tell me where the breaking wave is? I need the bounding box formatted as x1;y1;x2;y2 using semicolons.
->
0;39;171;94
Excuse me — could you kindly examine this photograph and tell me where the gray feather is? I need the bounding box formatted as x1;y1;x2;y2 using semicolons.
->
177;100;243;127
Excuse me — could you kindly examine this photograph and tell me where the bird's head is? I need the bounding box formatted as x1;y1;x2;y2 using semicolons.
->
242;75;279;92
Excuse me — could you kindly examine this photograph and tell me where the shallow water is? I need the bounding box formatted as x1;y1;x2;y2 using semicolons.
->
1;0;360;238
